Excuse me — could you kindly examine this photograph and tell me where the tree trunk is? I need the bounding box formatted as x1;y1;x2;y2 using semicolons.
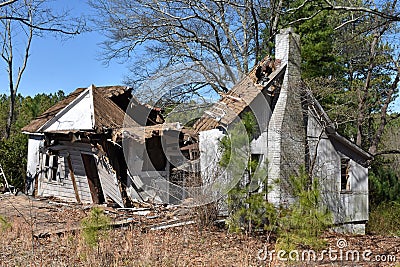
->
368;71;400;155
5;91;15;139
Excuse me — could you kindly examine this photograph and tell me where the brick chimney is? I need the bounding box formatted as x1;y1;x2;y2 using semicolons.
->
267;28;305;205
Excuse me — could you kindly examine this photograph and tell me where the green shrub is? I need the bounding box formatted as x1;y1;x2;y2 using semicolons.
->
0;133;28;190
220;112;275;233
367;201;400;236
0;215;11;232
81;207;110;248
219;112;331;249
369;160;400;206
276;168;332;251
227;190;277;233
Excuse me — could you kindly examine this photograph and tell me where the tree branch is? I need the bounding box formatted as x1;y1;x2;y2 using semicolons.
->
374;150;400;156
0;16;81;35
0;0;17;8
322;0;400;22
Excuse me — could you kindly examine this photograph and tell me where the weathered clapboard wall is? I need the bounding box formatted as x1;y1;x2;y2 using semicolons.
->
37;142;94;203
307;113;368;234
97;155;124;207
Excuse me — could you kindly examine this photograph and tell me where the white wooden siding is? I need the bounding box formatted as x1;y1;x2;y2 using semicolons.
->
26;135;44;194
36;141;125;206
37;142;94;203
97;155;124;207
41;88;94;132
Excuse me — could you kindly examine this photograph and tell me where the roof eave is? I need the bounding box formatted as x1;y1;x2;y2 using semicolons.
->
325;127;373;164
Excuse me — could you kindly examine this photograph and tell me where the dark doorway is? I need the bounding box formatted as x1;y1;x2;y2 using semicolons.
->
81;154;105;204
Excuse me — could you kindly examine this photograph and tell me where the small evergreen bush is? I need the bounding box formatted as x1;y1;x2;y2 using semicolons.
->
276;167;332;251
81;207;110;249
220;112;331;250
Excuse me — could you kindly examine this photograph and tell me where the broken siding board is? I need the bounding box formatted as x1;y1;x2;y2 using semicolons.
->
74;176;92;199
97;156;124;207
67;155;81;203
39;180;92;203
97;168;124;206
57;141;94;153
37;168;93;203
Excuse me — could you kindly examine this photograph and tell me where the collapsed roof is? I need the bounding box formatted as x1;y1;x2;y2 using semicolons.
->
22;85;162;134
193;58;285;132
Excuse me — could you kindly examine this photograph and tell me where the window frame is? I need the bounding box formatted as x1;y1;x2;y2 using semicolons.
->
340;158;351;193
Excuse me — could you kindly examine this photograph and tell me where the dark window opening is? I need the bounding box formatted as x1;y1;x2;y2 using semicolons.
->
142;136;167;171
43;154;50;180
51;156;58;181
45;154;50;167
341;158;350;191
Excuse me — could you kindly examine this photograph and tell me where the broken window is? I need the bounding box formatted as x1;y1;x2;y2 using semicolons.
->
51;156;59;181
340;158;351;191
42;154;60;182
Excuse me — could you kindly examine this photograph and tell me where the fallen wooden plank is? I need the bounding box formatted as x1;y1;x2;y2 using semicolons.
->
149;220;195;231
116;207;150;211
33;217;137;239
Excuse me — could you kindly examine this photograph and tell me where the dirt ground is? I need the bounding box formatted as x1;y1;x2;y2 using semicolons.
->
0;194;399;266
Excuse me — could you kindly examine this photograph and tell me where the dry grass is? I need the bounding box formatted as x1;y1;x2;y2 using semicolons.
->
0;217;264;266
0;195;400;266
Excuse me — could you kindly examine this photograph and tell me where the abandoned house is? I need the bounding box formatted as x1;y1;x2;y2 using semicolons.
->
193;28;373;234
22;85;167;207
23;28;372;234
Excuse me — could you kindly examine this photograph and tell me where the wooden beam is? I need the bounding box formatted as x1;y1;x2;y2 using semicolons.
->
66;155;81;203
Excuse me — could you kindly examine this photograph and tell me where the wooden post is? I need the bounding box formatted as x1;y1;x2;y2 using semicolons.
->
67;154;81;203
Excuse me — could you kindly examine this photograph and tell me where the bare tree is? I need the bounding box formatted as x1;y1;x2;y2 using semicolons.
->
91;0;400;157
0;0;83;139
90;0;286;95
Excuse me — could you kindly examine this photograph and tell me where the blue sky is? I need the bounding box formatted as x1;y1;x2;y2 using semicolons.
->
0;0;398;112
0;0;130;97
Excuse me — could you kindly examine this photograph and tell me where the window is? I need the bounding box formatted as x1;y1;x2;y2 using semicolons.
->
340;158;350;191
43;154;59;182
51;156;59;181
